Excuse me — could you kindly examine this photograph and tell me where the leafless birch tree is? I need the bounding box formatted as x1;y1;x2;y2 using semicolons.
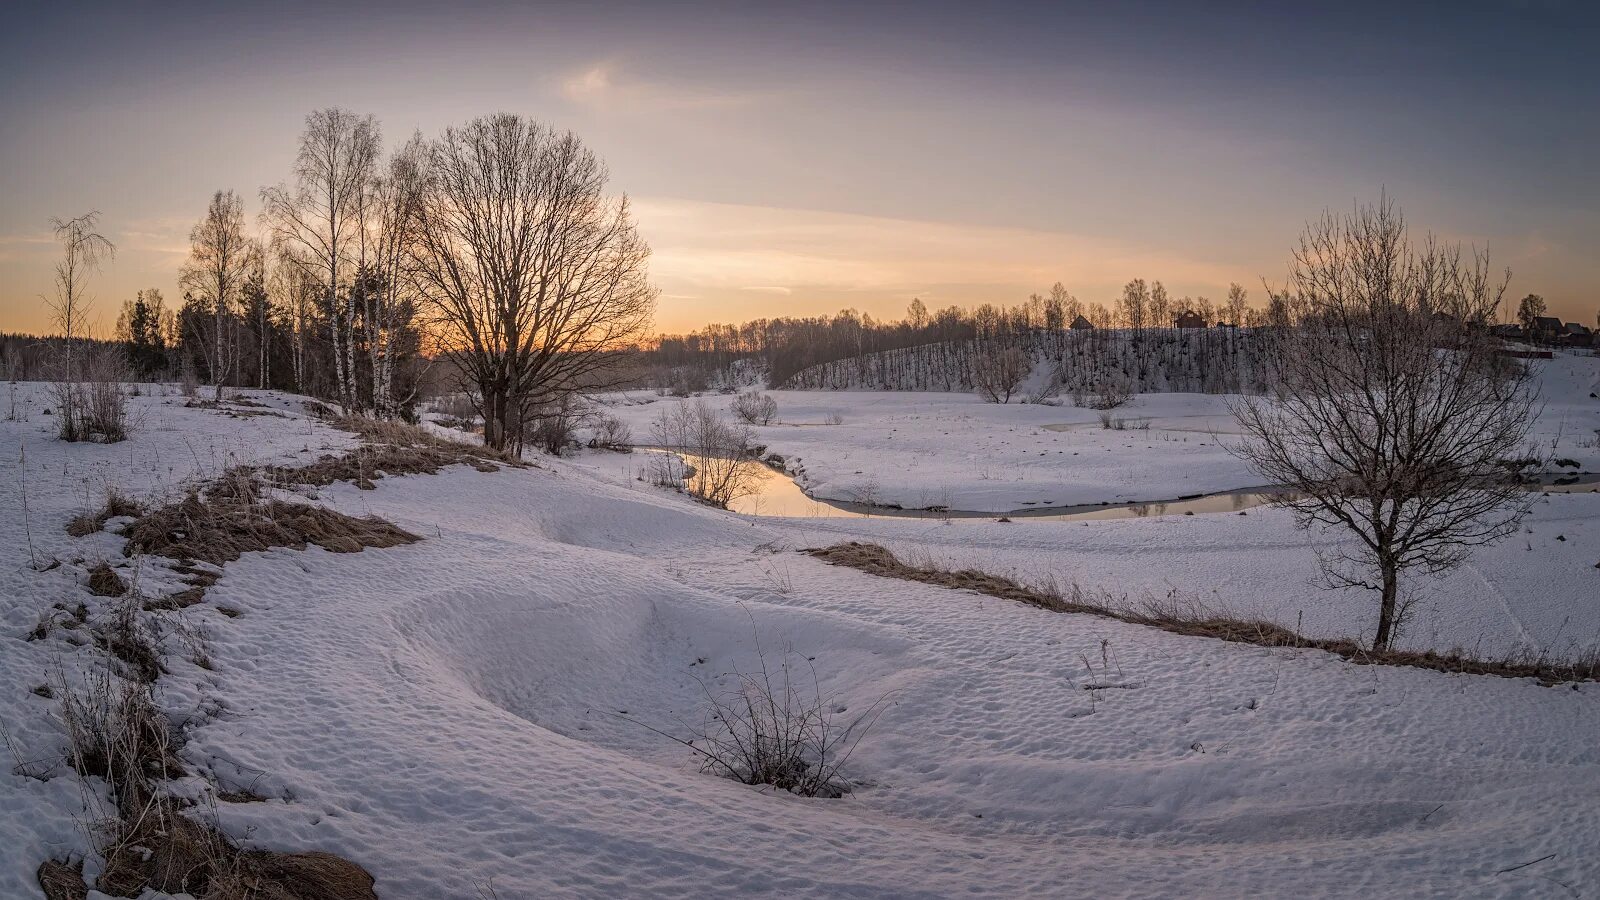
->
262;108;380;413
45;212;117;439
179;190;253;401
413;114;655;452
1229;199;1537;650
356;133;428;418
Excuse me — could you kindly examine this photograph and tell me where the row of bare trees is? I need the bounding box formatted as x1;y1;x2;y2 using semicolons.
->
142;109;657;449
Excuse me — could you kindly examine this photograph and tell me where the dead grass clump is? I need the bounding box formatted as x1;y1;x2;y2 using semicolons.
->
95;604;163;685
87;562;128;597
68;492;144;537
55;660;377;900
250;416;518;491
36;858;87;900
806;542;1600;683
98;796;377;900
126;491;418;568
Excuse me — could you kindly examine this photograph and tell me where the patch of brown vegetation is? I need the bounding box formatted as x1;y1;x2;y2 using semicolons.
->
87;562;128;597
256;416;516;490
806;542;1600;683
36;859;88;900
67;493;144;537
126;489;418;568
97;796;378;900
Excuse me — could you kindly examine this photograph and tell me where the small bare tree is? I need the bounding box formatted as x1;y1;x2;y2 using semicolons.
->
651;400;760;508
179;190;253;402
1229;199;1537;650
45;212;116;439
972;344;1029;403
413;114;655;453
731;389;778;424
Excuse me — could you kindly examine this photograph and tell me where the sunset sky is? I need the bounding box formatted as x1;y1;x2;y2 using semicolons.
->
2;0;1596;336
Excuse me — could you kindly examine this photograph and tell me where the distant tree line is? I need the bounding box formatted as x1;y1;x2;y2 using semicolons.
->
644;279;1269;393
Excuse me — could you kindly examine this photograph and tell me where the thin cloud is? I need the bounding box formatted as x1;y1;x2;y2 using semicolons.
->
558;61;770;112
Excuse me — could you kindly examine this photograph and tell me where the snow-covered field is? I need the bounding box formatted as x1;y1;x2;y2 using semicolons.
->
4;367;1599;899
599;354;1600;514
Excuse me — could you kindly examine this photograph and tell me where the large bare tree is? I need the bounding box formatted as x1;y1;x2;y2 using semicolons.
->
1229;199;1537;650
261;108;380;413
412;114;655;452
179;190;253;401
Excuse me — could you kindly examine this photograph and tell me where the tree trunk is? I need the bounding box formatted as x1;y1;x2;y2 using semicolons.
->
1374;560;1399;651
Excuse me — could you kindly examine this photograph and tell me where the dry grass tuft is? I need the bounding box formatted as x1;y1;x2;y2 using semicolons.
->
86;562;128;597
67;492;144;538
97;796;377;900
807;542;1600;683
36;858;88;900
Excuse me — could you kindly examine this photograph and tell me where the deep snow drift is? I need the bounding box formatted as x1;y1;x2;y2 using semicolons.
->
4;372;1599;899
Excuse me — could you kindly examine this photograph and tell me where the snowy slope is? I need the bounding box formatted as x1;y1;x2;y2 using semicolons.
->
180;451;1600;898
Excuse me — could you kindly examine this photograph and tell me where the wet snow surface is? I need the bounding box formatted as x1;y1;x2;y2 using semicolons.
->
4;361;1600;898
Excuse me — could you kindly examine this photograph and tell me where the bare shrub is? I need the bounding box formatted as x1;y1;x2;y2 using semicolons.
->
589;413;632;450
36;858;87;900
52;344;132;443
972;344;1030;404
731;390;778;425
650;400;761;509
1071;372;1132;410
524;396;583;456
625;619;891;798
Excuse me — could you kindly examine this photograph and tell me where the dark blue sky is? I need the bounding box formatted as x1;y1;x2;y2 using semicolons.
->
3;0;1596;331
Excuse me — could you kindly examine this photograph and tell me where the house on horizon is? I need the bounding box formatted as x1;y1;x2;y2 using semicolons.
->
1069;314;1094;330
1174;310;1206;329
1531;316;1564;342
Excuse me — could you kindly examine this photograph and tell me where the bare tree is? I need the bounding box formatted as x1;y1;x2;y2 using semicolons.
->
1225;282;1249;327
357;133;428;418
44;212;116;439
972;344;1029;403
413;114;656;452
731;389;778;424
1515;293;1547;337
179;190;253;401
650;400;760;508
262;108;380;413
1229;199;1537;650
1148;280;1171;332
